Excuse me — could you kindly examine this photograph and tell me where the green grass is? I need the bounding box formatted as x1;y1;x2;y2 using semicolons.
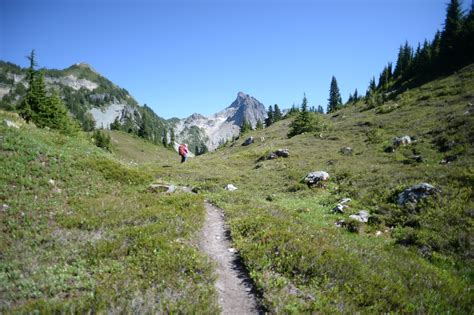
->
1;64;473;313
0;112;219;313
147;64;474;313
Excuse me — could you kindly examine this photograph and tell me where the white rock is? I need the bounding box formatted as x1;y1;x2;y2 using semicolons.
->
4;119;19;129
48;179;55;186
225;184;238;191
349;210;370;223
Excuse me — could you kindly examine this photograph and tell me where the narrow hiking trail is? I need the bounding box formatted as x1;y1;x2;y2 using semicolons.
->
199;201;260;315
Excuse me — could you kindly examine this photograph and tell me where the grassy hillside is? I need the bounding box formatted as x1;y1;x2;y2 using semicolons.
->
0;112;218;313
148;64;474;313
1;64;472;313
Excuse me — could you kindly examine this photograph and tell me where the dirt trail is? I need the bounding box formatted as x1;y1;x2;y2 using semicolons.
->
199;201;260;315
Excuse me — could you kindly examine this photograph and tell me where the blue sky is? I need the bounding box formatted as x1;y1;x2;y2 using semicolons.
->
1;0;471;118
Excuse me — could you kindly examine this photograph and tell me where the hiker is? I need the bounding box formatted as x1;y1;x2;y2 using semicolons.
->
178;143;188;163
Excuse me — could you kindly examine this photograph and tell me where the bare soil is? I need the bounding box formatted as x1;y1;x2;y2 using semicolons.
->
199;201;261;314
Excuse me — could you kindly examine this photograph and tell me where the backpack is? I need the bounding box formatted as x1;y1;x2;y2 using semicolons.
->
179;145;185;156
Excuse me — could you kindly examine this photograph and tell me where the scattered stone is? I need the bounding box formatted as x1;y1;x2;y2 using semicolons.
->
384;146;396;153
335;219;345;227
303;171;329;187
260;149;290;161
375;231;383;237
349;210;370;223
52;187;62;194
333;204;345;214
339;147;353;155
260;137;265;142
393;135;412;147
4;119;19;129
340;198;351;205
48;179;55;186
228;248;237;253
440;155;457;164
225;184;238;191
148;184;176;193
242;136;254;146
397;183;439;207
1;204;9;212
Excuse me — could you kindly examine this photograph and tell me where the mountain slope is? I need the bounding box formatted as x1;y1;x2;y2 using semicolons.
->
150;64;474;313
173;92;267;150
0;111;218;313
0;61;169;145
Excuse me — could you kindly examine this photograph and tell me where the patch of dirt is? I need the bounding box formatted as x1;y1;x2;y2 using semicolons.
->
199;201;261;314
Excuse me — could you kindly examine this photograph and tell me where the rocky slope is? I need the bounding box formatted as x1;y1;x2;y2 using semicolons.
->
0;61;167;134
173;92;267;150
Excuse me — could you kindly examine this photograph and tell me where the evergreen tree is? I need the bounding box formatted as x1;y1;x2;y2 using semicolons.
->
110;117;121;130
256;119;264;130
18;50;78;133
265;105;274;126
366;77;376;97
273;104;283;121
162;129;168;147
288;95;325;137
327;76;342;113
169;128;176;148
439;0;464;71
461;2;474;66
317;105;324;114
240;119;252;134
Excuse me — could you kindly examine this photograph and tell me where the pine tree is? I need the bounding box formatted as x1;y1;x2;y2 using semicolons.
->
162;129;168;147
273;104;282;121
461;2;474;66
317;105;324;114
110;117;121;130
240;119;252;134
265;105;274;126
439;0;464;71
256;119;264;130
327;76;342;113
169;128;176;147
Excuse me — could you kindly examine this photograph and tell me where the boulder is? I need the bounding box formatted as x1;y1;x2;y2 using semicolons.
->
261;149;290;161
148;184;176;193
225;184;238;191
397;183;439;206
349;210;370;223
303;171;329;187
275;149;290;158
393;135;411;147
333;204;345;214
4;119;19;129
242;136;254;146
340;198;352;205
339;147;353;155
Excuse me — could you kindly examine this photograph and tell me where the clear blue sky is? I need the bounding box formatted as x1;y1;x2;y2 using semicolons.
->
1;0;471;118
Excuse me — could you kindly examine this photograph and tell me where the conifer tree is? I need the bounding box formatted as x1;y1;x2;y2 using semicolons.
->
169;128;176;147
327;76;342;113
265;105;274;126
273;104;282;121
317;105;324;114
439;0;464;71
240;119;252;134
256;119;264;130
461;2;474;66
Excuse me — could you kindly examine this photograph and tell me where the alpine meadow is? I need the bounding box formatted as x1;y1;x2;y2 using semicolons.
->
1;0;473;313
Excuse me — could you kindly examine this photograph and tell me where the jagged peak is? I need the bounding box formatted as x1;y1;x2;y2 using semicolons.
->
237;91;249;98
